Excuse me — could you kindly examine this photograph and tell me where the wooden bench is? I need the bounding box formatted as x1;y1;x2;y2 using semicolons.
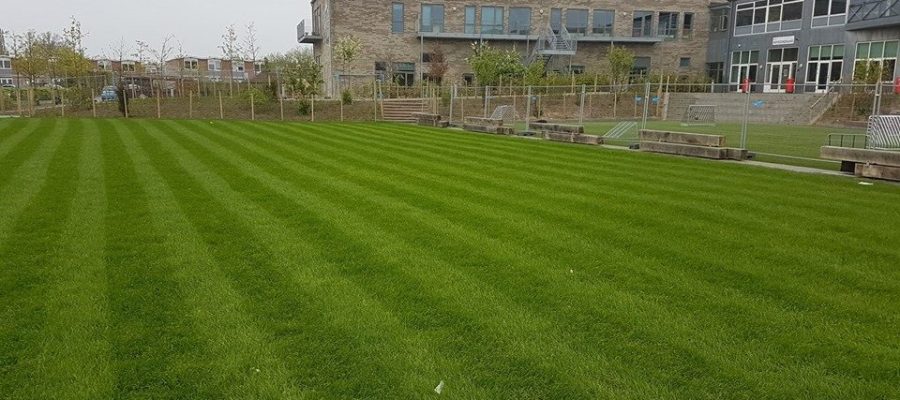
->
639;130;747;161
411;112;449;128
463;117;515;135
820;146;900;181
531;122;601;146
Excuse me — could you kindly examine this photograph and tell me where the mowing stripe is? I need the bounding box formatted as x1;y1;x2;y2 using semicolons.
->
29;120;114;399
110;120;305;399
147;120;476;398
0;120;83;398
100;120;219;398
0;118;39;160
0;119;54;190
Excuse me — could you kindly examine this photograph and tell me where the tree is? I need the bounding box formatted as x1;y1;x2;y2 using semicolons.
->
221;24;243;93
607;45;635;90
134;40;150;73
523;58;546;86
466;41;524;87
243;22;260;62
12;31;52;86
62;16;85;56
426;45;449;85
265;48;323;98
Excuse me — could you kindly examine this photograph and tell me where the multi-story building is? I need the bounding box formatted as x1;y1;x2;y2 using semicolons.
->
300;0;719;96
707;0;899;92
0;54;16;87
164;57;262;82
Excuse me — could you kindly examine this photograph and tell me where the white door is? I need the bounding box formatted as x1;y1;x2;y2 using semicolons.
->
765;62;796;93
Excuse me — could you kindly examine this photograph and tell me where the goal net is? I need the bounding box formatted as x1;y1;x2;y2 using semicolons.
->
867;115;900;150
490;105;518;123
681;105;717;126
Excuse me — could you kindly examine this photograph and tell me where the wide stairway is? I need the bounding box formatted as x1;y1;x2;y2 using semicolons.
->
380;98;428;123
666;92;839;125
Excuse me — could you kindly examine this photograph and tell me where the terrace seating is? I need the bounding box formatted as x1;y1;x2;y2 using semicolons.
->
411;112;449;128
639;130;747;160
532;122;601;145
463;117;515;135
820;146;900;181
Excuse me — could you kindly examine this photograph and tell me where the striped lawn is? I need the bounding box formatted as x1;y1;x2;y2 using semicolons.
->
0;117;897;399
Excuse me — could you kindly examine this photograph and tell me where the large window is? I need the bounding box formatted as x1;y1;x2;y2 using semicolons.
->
551;8;562;33
807;44;844;91
421;4;445;33
730;50;760;89
592;10;614;36
734;0;802;35
393;62;416;86
465;6;476;34
812;0;848;27
509;7;532;35
481;6;504;34
392;3;404;33
184;59;198;70
0;58;11;69
566;9;589;34
632;57;651;77
633;11;653;37
658;12;678;38
683;13;695;39
855;40;899;82
122;61;136;72
711;8;729;32
208;59;221;71
707;62;725;83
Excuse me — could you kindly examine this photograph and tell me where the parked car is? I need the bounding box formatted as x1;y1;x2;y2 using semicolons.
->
100;86;118;102
0;84;15;89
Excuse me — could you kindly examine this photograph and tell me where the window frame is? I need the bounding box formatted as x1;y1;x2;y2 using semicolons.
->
632;11;654;37
565;8;589;35
464;6;477;34
658;11;679;38
592;10;615;36
811;0;848;27
480;6;504;35
392;2;405;34
682;13;695;39
734;0;803;36
508;7;532;35
421;4;445;33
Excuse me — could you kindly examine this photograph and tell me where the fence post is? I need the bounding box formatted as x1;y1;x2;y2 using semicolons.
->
156;88;161;119
449;84;456;125
15;89;22;116
60;90;65;117
340;90;344;122
872;81;882;115
579;84;586;125
250;91;256;120
91;89;96;118
526;86;533;132
641;81;651;130
28;88;34;116
280;92;285;121
460;88;466;122
740;90;751;149
123;86;130;119
484;86;489;118
218;92;224;119
373;80;378;122
311;94;315;122
189;90;194;119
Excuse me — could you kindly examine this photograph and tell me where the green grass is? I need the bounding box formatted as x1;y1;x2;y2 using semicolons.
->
0;117;898;399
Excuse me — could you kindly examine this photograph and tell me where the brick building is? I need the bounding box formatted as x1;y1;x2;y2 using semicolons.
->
299;0;718;96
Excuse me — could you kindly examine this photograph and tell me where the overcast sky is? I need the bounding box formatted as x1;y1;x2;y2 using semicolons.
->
3;0;312;59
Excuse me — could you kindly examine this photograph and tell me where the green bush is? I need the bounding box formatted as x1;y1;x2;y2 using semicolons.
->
297;98;311;116
341;89;353;105
241;86;271;108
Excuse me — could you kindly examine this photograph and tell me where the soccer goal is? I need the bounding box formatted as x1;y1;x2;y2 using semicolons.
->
681;105;717;126
867;115;900;150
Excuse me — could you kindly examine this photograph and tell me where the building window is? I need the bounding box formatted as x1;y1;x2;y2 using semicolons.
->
98;60;111;71
658;12;678;38
855;40;899;82
375;62;388;81
509;7;532;35
633;11;653;37
735;0;803;36
632;57;651;76
184;59;198;70
209;59;221;71
0;78;12;86
566;9;589;35
481;6;504;34
679;57;691;68
465;6;476;34
730;50;759;88
592;10;614;36
233;63;245;72
392;3;404;33
393;62;416;86
0;58;11;69
711;8;729;32
255;62;263;74
122;62;136;72
807;44;844;91
462;73;475;86
551;8;562;33
568;65;585;75
682;13;694;39
707;62;725;83
421;4;444;33
812;0;848;27
422;52;434;63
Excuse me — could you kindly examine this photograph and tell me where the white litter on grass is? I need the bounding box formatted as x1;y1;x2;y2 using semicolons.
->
859;182;874;186
434;380;445;395
570;269;574;274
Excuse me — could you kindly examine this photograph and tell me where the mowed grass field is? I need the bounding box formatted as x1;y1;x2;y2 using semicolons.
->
0;117;898;399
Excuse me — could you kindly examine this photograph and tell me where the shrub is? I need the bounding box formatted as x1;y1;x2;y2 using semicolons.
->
297;98;311;116
241;86;271;108
341;89;353;105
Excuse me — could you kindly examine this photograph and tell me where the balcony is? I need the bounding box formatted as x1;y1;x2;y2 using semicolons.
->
847;0;900;30
297;20;322;44
417;29;663;44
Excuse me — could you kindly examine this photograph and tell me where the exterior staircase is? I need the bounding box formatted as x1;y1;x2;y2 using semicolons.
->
380;98;427;123
526;24;577;68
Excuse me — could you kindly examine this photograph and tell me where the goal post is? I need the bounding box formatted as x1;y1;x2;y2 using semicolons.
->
681;105;717;126
867;115;900;150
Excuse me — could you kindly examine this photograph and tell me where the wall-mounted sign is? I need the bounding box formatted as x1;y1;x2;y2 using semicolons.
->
772;36;795;46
